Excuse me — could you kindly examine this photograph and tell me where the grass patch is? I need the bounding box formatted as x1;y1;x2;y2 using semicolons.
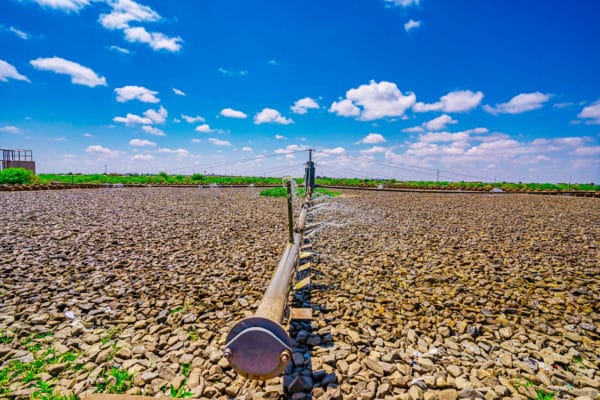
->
259;187;288;197
536;389;556;400
95;367;132;394
170;306;184;314
0;332;13;344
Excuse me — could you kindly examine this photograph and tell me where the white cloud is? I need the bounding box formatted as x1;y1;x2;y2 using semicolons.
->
404;19;421;32
419;131;469;143
385;0;420;6
483;92;551;115
268;59;278;65
115;85;159;103
114;106;167;126
113;114;152;125
143;106;167;124
357;133;386;144
83;133;93;137
402;126;424;133
208;138;232;146
30;57;106;87
0;125;21;134
124;27;183;52
191;138;201;143
254;108;294;125
53;136;66;141
424;114;458;131
129;138;156;147
9;26;29;40
195;124;213;133
220;108;247;119
86;145;122;158
573;146;600;156
413;90;484;113
158;148;189;158
361;146;388;154
0;60;30;83
330;80;416;120
275;144;309;154
181;114;205;123
329;99;360;117
131;154;154;161
99;0;160;29
31;0;90;12
553;102;574;109
172;88;185;96
242;146;253;152
322;147;345;156
108;45;130;54
291;97;319;114
141;125;165;136
275;134;287;140
577;99;600;124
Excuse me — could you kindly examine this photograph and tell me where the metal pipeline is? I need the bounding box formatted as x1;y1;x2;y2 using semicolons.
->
224;200;310;380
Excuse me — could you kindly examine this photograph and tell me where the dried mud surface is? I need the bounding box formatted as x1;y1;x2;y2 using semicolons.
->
0;188;599;400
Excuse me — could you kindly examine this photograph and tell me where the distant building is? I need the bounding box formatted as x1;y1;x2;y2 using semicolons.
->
1;149;36;174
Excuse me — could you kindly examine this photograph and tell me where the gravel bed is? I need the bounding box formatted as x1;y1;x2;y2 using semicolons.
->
0;188;598;400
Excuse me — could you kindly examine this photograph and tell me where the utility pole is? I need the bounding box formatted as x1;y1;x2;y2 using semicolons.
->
436;170;440;183
304;149;315;193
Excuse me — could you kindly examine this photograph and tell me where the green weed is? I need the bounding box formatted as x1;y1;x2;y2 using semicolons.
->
536;389;556;400
95;367;132;394
0;332;13;344
169;384;192;398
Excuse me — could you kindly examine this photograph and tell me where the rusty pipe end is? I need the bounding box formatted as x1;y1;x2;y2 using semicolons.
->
225;317;292;380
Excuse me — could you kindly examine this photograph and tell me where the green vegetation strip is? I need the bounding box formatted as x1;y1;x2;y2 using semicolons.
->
259;186;341;197
1;168;597;192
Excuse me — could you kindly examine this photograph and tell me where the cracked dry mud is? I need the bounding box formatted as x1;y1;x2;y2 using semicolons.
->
0;188;598;400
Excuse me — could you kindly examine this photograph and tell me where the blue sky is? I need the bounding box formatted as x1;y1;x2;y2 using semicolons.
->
1;0;599;183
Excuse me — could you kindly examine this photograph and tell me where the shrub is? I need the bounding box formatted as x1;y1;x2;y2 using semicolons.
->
0;168;35;184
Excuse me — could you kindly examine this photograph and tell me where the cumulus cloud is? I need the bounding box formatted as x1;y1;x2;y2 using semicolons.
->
208;138;232;146
99;0;159;29
242;146;253;152
0;125;21;134
172;88;185;96
9;26;29;40
275;144;309;154
413;90;484;113
322;147;346;156
573;146;600;156
220;108;247;119
181;114;205;123
141;125;165;136
123;27;183;52
361;146;388;154
143;106;167;124
0;60;30;82
424;114;458;130
357;133;386;144
31;0;90;12
129;138;156;147
115;85;159;103
419;131;469;143
275;134;287;140
30;57;106;87
483;92;551;115
385;0;420;6
158;147;189;158
113;114;152;125
195;124;212;133
99;0;182;52
291;97;319;114
404;19;421;32
329;80;415;120
86;145;122;158
109;45;130;54
577;99;600;124
254;108;294;125
131;154;154;161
